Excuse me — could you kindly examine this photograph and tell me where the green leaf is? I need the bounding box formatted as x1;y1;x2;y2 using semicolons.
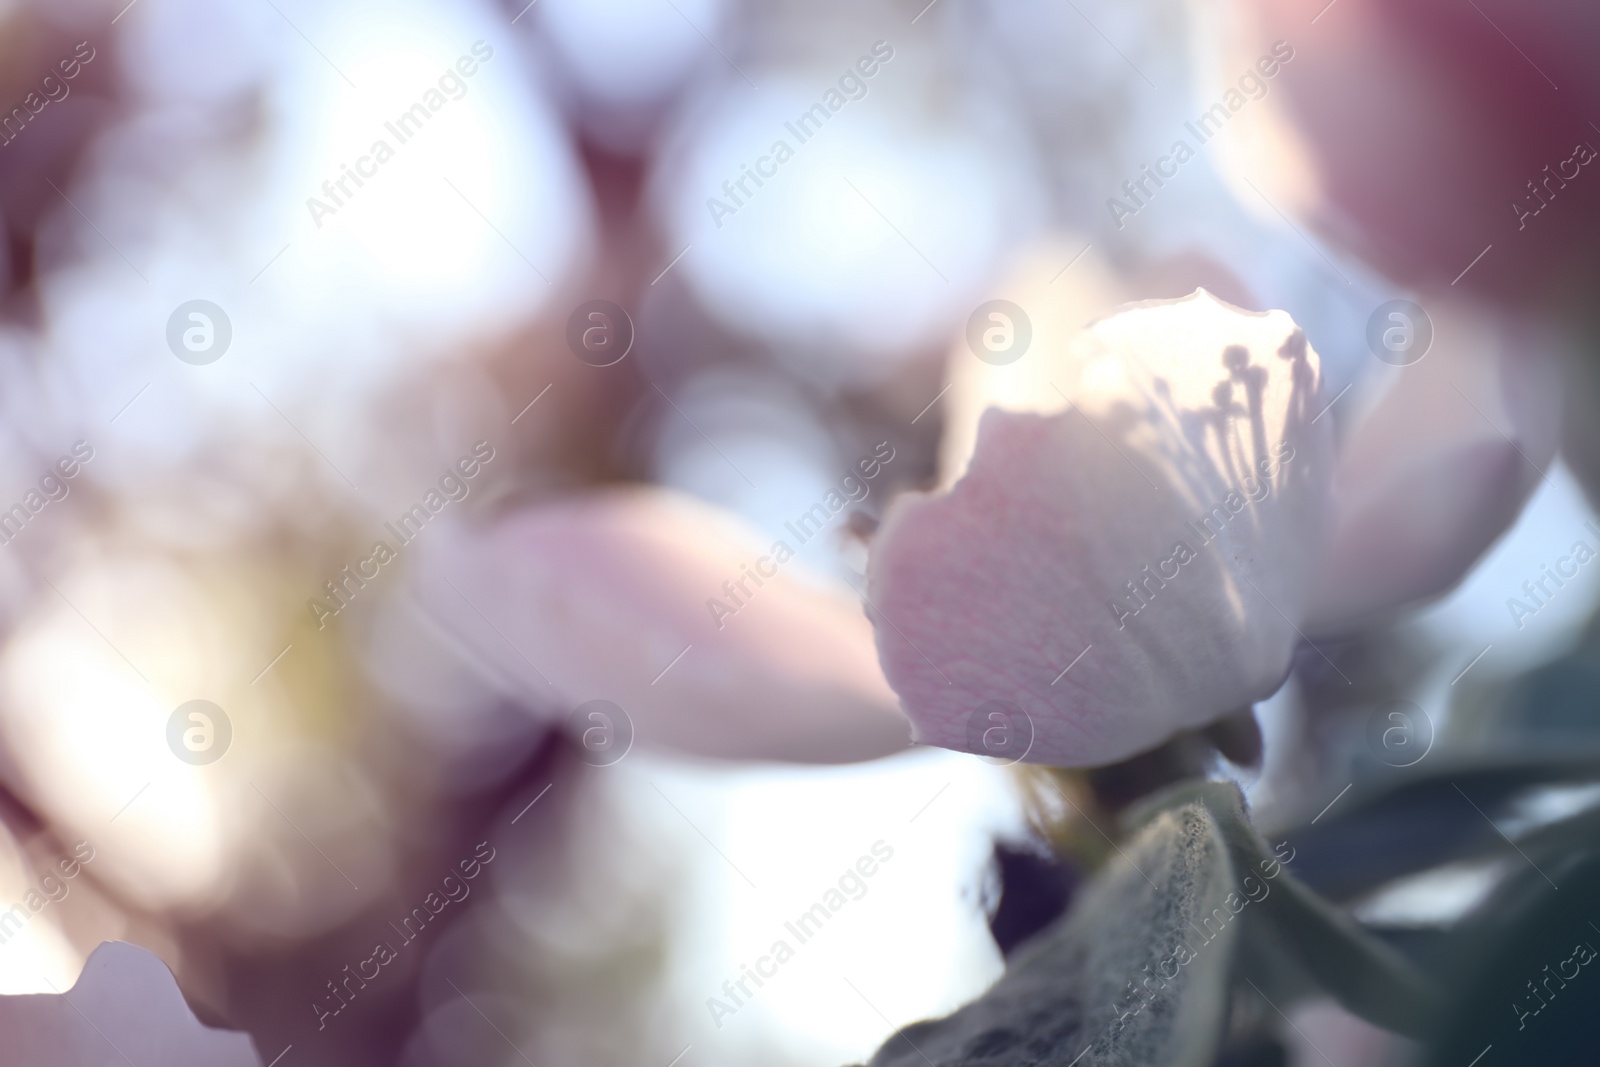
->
862;800;1238;1067
1272;754;1600;902
1420;845;1600;1065
1129;780;1445;1039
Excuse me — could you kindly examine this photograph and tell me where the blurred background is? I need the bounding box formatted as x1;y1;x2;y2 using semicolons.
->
0;0;1597;1064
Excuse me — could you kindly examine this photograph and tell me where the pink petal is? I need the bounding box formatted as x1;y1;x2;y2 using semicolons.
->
1308;304;1563;631
409;488;909;763
0;941;261;1065
866;291;1334;766
1284;998;1417;1067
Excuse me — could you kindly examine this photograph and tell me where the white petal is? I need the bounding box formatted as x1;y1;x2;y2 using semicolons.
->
408;489;909;763
867;291;1334;766
0;941;261;1065
935;238;1128;486
1308;300;1562;631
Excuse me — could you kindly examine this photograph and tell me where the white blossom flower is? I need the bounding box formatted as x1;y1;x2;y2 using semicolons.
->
864;290;1559;766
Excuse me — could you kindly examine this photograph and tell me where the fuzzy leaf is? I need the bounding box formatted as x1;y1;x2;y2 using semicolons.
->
1131;780;1445;1038
862;800;1237;1067
1284;754;1600;902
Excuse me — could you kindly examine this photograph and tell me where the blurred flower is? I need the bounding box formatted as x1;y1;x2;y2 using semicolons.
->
527;0;731;153
0;539;397;932
864;290;1558;766
1284;997;1417;1067
0;940;262;1065
650;45;1043;388
1237;0;1600;308
406;487;909;763
0;824;85;995
36;0;593;492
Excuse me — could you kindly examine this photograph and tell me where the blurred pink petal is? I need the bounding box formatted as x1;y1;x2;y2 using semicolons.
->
1246;0;1600;306
1284;997;1418;1067
866;291;1334;766
412;488;909;763
0;941;260;1066
1308;305;1563;631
